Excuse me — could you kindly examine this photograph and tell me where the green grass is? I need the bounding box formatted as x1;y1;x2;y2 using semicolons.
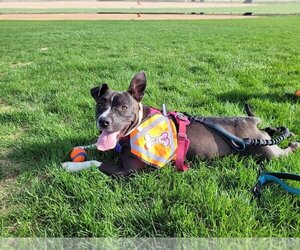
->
1;3;300;14
0;16;300;237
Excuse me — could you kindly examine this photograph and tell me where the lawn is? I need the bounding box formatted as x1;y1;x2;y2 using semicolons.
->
0;16;300;237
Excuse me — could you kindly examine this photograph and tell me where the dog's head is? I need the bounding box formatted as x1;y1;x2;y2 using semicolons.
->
90;72;146;151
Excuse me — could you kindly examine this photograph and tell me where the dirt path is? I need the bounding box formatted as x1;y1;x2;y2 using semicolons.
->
0;1;257;9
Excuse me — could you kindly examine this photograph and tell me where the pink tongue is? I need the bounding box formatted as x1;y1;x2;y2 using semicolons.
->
96;131;120;151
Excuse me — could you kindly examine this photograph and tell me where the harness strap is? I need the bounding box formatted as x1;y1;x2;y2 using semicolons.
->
190;117;291;151
148;108;191;171
168;112;190;171
253;172;300;198
149;107;161;115
190;117;247;151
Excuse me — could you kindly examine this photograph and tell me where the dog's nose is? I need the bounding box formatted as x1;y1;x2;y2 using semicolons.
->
99;118;110;128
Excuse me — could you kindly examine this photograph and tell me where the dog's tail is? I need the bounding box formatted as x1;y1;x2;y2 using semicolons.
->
244;103;256;117
244;103;291;137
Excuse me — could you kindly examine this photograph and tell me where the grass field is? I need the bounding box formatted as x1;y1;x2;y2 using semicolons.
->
0;16;300;237
1;3;300;14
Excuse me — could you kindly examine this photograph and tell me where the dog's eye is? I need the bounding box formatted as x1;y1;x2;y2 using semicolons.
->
121;105;128;111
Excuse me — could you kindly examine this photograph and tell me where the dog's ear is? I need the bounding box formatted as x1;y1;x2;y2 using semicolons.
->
128;71;147;102
90;83;109;101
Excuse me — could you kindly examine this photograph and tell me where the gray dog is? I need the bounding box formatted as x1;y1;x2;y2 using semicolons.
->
88;72;299;176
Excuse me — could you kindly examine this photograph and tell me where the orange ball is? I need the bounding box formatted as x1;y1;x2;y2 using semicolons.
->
70;147;87;162
295;90;300;97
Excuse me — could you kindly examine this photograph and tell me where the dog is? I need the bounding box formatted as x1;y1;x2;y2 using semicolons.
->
90;72;299;176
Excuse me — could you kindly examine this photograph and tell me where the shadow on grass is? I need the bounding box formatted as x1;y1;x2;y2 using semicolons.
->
217;90;298;104
1;136;118;181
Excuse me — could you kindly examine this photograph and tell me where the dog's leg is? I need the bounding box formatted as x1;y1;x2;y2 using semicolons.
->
99;148;146;176
99;158;146;176
241;124;300;159
99;162;137;176
278;142;300;156
257;127;299;158
250;142;300;160
63;148;146;176
242;107;299;158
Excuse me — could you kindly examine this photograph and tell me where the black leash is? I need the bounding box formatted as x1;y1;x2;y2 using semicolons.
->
244;127;291;146
189;116;291;151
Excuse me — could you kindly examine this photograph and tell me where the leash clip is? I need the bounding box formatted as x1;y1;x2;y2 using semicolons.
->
252;180;263;199
252;165;265;200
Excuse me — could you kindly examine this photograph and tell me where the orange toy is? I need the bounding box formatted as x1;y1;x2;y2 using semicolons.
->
70;147;87;162
295;90;300;97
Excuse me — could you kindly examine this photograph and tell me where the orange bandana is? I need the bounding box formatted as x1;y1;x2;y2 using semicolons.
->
130;113;178;168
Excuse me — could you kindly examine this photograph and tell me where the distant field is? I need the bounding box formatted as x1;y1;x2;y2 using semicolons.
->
0;17;300;237
0;2;300;14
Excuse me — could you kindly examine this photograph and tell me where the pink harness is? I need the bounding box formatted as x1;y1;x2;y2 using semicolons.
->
148;107;190;171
